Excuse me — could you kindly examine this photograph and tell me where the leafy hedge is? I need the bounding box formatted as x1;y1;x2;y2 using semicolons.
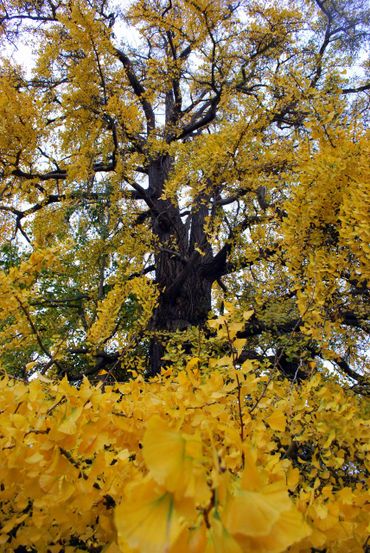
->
0;358;368;552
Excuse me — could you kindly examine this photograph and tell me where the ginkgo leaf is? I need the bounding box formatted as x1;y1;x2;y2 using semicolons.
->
142;416;186;487
171;523;207;553
25;361;38;372
270;506;311;547
205;516;243;553
323;429;335;448
224;489;281;537
115;479;184;553
243;310;254;321
142;415;206;501
287;467;300;490
240;449;264;491
25;451;45;464
186;357;200;371
234;507;311;552
266;410;286;432
58;406;83;435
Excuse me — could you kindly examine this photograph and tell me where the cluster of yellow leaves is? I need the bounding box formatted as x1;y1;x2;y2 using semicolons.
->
128;0;235;54
0;73;39;169
282;123;369;347
0;248;57;354
88;276;159;348
33;3;119;184
0;355;368;552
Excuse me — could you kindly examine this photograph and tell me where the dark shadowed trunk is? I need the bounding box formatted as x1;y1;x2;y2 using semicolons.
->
148;271;212;376
146;155;215;376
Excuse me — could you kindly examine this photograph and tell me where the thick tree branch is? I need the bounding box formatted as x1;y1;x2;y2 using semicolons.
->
0;191;108;222
334;357;367;384
341;83;370;94
115;48;155;133
11;154;116;181
177;96;220;139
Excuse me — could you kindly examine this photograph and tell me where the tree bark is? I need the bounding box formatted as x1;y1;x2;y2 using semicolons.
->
146;155;214;376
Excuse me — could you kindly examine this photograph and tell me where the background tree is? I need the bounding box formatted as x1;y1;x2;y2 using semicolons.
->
0;0;368;383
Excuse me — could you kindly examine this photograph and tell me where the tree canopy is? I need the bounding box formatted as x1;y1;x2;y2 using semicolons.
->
0;0;369;383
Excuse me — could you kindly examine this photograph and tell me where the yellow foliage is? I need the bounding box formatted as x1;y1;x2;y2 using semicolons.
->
0;2;368;551
0;356;368;552
282;126;369;350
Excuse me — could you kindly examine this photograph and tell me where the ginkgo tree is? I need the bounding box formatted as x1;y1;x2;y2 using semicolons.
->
0;0;369;383
0;2;369;551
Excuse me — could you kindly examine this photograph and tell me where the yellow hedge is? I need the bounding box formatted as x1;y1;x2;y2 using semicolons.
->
0;362;368;552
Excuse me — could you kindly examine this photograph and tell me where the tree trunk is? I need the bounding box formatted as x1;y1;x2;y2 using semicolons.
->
146;155;214;376
148;267;212;376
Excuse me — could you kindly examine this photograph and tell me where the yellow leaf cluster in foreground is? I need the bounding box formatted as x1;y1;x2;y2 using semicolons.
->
0;363;368;552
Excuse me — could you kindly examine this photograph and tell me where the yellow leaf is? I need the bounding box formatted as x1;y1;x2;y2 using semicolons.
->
206;517;242;553
266;410;286;432
233;339;245;352
228;322;244;334
142;416;209;504
26;451;45;464
58;406;83;434
323;429;335;448
115;479;184;553
240;449;263;491
223;302;235;313
287;468;300;491
172;524;207;553
25;361;38;372
142;416;186;489
235;507;311;553
143;417;196;487
224;489;281;537
243;310;254;320
194;246;206;256
186;357;200;371
337;487;353;504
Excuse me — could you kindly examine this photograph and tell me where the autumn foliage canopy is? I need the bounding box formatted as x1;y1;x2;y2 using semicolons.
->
0;0;369;550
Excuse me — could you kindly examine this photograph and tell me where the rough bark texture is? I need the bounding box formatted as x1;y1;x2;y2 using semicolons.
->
146;155;215;375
